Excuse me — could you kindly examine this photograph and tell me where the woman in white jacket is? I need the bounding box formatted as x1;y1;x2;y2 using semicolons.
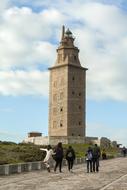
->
40;145;54;172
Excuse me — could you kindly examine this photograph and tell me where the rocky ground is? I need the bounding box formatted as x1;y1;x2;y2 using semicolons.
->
0;157;127;190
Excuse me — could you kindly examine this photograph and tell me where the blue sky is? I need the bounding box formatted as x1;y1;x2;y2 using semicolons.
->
0;0;127;146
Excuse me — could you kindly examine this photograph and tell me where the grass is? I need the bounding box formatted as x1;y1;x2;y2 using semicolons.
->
0;141;120;165
0;142;45;164
63;144;120;158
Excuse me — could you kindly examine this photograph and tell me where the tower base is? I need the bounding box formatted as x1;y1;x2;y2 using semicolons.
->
49;136;86;145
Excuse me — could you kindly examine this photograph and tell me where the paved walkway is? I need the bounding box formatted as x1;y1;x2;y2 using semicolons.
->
0;157;127;190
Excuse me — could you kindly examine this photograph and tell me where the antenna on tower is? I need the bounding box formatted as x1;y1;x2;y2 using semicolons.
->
61;25;65;41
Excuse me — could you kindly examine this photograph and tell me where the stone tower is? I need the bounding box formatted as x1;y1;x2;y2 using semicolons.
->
48;26;87;144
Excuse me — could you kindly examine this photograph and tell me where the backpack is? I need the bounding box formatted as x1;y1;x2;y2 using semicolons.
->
87;151;93;160
93;147;100;158
67;151;73;158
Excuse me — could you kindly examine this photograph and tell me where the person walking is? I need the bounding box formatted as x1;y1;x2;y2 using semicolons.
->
66;146;76;172
92;144;101;172
101;149;107;160
40;145;54;172
54;142;64;173
122;146;126;157
85;146;93;173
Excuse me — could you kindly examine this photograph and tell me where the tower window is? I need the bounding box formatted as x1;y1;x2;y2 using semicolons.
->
79;121;81;125
72;76;75;81
60;123;63;127
79;93;81;96
74;55;77;60
60;107;63;112
60;120;63;127
72;133;74;136
72;91;75;95
79;106;81;110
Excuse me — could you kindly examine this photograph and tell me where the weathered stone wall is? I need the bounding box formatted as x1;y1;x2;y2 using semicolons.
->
85;136;99;145
49;136;85;145
23;136;99;145
49;136;99;145
23;136;49;145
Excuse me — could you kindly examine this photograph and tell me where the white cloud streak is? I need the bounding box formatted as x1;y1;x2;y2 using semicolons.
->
0;70;49;96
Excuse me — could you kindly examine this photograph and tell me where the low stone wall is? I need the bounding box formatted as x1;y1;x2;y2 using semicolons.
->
0;158;85;176
49;136;99;145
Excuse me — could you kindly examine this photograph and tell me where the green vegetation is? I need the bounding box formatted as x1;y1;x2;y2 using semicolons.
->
0;141;45;165
0;141;120;165
63;143;89;158
63;144;120;159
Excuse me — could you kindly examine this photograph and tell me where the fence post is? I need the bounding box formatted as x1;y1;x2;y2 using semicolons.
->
37;162;41;170
5;165;9;175
28;163;32;171
18;164;21;173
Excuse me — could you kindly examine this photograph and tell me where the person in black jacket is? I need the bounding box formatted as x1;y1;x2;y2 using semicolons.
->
122;146;126;157
66;146;76;172
54;142;64;173
92;144;101;172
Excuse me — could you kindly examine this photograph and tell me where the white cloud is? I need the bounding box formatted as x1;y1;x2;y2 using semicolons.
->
0;6;65;70
0;1;127;102
0;0;10;12
0;70;49;96
72;3;127;101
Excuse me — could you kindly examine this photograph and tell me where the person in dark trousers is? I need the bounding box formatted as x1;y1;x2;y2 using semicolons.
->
66;146;76;172
101;149;107;160
54;142;64;173
85;146;93;173
122;146;126;157
92;144;101;172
